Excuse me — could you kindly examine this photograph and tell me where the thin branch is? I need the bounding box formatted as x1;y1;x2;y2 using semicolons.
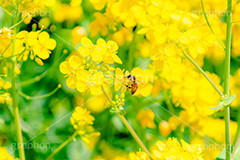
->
101;85;152;159
201;0;226;51
176;44;224;98
18;84;61;100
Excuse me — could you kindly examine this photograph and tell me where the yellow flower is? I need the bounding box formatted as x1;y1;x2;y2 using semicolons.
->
76;70;104;95
137;108;156;129
152;138;204;160
0;146;19;160
15;30;56;63
71;26;87;45
0;80;12;90
201;117;237;144
54;3;83;22
158;120;172;137
0;93;12;105
33;31;56;59
70;0;82;6
179;27;216;59
60;55;84;89
0;27;14;39
112;27;133;46
78;37;103;62
70;107;100;144
230;68;240;107
129;151;150;160
130;67;154;97
97;38;122;64
89;0;107;10
88;12;109;37
86;91;111;113
114;67;129;93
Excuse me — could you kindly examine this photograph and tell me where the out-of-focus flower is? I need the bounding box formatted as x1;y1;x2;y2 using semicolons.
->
0;27;14;39
0;80;12;90
179;27;216;59
112;27;133;46
137;108;156;129
54;3;83;22
86;91;111;113
89;11;116;37
129;151;150;160
201;117;237;144
230;68;240;107
0;93;12;105
71;26;87;45
38;17;51;29
70;0;82;6
152;138;203;160
158;120;172;137
70;107;100;144
0;146;19;160
89;0;107;10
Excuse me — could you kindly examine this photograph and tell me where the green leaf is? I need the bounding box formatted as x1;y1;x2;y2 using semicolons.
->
223;95;236;106
211;95;236;110
233;147;240;160
211;101;224;110
217;146;233;160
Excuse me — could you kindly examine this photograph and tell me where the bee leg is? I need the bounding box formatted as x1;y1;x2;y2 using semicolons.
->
125;84;131;89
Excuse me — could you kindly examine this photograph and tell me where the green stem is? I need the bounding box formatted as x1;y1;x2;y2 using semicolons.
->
163;91;175;114
11;22;25;160
46;133;77;160
18;84;61;100
18;51;66;87
201;0;226;51
9;15;28;29
232;21;240;23
101;86;152;158
225;0;233;159
177;45;224;98
118;115;151;158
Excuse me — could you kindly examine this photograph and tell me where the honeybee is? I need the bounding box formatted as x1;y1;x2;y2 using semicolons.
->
125;74;139;94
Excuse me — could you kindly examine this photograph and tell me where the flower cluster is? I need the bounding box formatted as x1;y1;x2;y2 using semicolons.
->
15;30;56;65
129;151;150;160
70;107;100;144
1;30;56;65
0;27;15;40
152;138;203;160
60;37;122;95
